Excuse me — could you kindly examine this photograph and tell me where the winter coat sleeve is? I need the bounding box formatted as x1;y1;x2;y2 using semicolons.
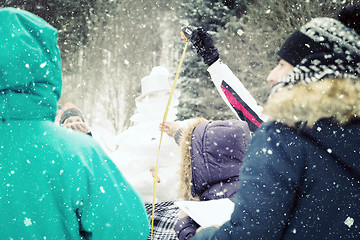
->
207;59;265;132
174;128;184;146
74;142;149;239
193;122;306;240
175;216;200;240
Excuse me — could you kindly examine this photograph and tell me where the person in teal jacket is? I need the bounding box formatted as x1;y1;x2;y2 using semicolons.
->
0;7;149;239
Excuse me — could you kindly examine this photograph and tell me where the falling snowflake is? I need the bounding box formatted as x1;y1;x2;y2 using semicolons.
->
237;29;244;36
24;217;32;226
100;186;105;193
344;217;354;228
39;194;45;201
215;191;224;197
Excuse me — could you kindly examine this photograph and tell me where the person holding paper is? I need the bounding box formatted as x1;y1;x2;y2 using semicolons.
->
193;5;360;240
170;118;251;240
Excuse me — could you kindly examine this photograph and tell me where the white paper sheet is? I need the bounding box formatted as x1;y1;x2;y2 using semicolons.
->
174;198;235;227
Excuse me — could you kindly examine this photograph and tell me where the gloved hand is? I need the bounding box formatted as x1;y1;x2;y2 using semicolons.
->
190;27;220;66
174;216;199;240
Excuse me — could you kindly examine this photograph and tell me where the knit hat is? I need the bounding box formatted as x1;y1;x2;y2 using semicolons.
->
57;103;85;125
273;5;360;92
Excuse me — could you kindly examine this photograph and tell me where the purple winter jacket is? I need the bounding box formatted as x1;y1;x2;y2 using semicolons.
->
175;119;251;240
191;119;251;200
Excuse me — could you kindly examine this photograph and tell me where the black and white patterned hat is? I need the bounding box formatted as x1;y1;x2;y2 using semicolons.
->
273;6;360;92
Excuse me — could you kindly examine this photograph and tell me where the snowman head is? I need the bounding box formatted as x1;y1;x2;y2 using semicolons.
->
136;66;171;102
132;66;179;123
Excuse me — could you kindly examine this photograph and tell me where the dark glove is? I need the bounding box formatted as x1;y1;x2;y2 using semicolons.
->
190;27;220;66
175;216;199;240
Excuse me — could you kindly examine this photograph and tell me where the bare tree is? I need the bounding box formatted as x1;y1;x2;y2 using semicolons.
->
60;1;181;135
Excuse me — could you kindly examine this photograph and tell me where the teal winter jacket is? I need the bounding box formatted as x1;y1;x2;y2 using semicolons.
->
0;8;149;239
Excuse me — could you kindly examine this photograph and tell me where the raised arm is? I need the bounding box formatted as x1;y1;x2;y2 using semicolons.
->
188;27;264;131
207;59;264;132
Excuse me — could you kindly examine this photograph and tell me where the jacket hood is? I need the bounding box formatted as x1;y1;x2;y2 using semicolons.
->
178;118;251;200
178;118;207;201
264;78;360;176
0;8;62;122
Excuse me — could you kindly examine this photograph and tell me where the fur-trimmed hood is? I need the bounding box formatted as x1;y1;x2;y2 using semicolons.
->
263;78;360;179
178;118;251;201
178;118;207;201
264;78;360;128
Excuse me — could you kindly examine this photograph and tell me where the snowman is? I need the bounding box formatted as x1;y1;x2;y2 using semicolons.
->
111;66;181;203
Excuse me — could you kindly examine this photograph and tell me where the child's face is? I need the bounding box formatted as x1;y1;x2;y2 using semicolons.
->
63;116;83;125
267;59;294;85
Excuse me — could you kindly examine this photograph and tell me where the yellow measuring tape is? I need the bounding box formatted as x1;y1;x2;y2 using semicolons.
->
150;40;189;240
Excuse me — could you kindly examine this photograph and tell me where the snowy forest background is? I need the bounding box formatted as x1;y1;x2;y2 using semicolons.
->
1;0;357;136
